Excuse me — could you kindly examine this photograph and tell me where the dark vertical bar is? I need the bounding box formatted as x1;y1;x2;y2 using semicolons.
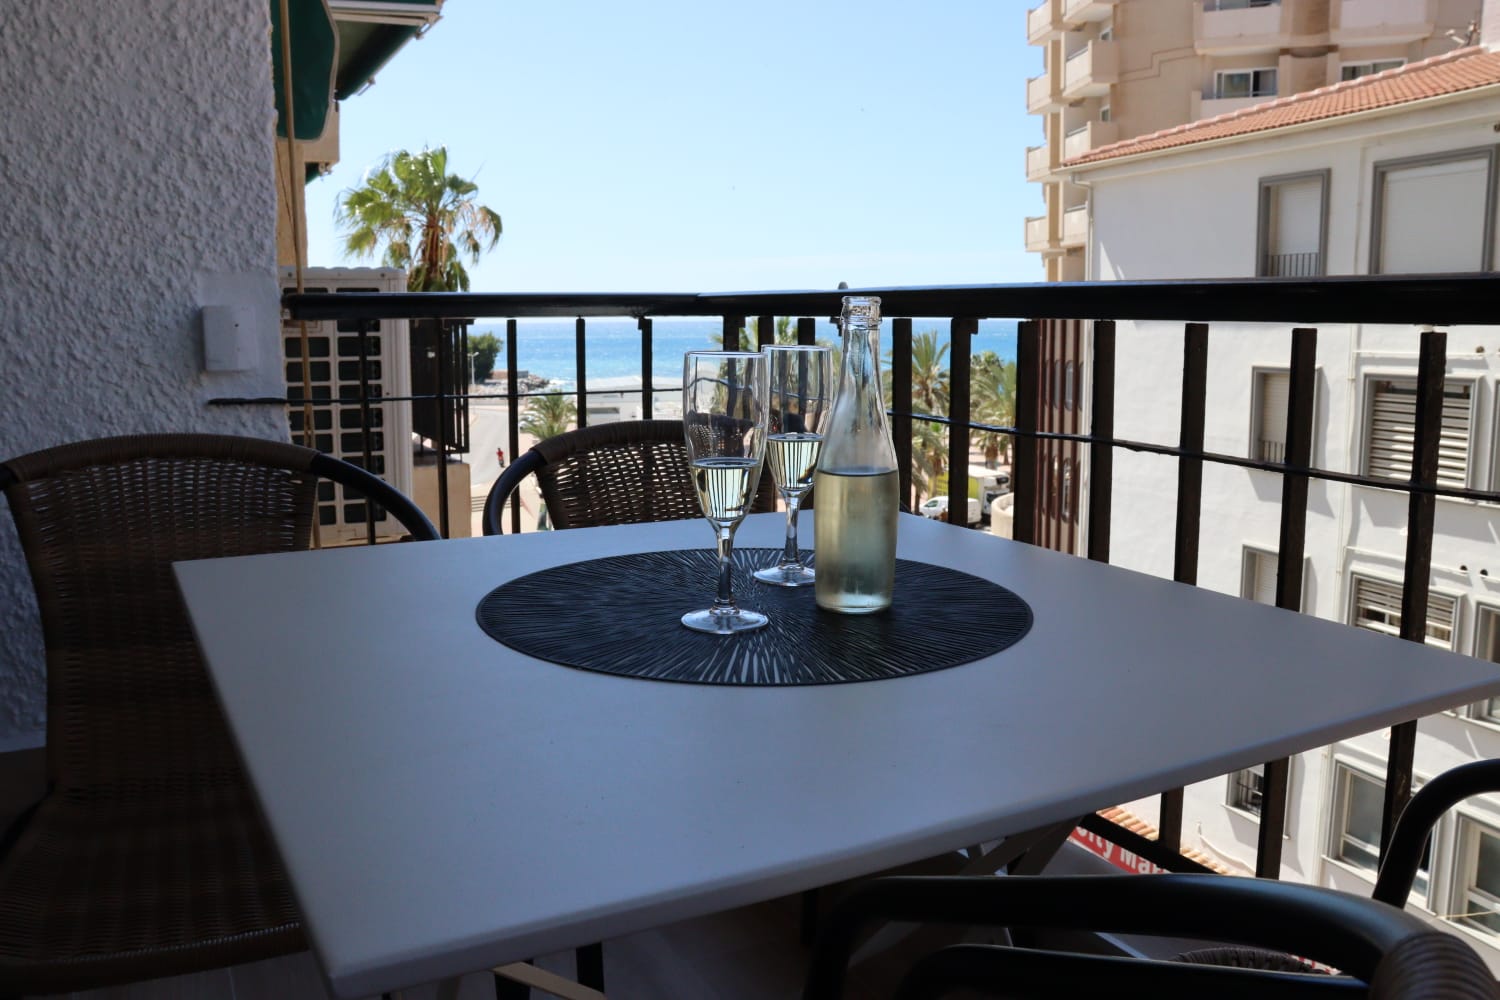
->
797;317;816;347
639;317;654;419
356;318;378;545
574;317;588;430
1087;320;1115;563
1157;321;1208;855
432;316;451;539
1173;322;1209;586
722;315;743;352
948;318;977;528
1066;320;1082;554
1381;329;1447;854
576;943;604;991
1013;321;1040;545
757;314;774;350
1256;326;1316;880
1038;327;1053;551
892;318;913;510
506;318;521;534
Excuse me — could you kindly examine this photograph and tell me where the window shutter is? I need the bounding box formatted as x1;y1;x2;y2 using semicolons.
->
1251;551;1278;606
1258;371;1289;463
1351;576;1455;649
1365;378;1471;489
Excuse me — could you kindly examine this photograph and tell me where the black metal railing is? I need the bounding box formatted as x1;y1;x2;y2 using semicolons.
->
248;271;1500;880
1261;251;1322;278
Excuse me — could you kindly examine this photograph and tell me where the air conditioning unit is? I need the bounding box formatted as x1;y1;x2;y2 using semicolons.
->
280;267;414;543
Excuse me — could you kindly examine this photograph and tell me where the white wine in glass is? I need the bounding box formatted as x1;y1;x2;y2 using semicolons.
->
681;351;770;634
754;345;833;587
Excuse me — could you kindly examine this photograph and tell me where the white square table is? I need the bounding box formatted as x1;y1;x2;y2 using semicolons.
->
174;513;1500;998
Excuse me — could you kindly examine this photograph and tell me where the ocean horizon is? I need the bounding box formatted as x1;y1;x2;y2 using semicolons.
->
475;317;1018;390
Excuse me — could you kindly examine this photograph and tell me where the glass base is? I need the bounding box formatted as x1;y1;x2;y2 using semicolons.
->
753;563;816;587
681;607;769;635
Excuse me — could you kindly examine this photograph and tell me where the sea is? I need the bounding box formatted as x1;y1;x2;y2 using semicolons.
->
476;317;1018;390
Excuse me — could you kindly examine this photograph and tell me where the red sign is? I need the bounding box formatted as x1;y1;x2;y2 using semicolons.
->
1069;825;1168;875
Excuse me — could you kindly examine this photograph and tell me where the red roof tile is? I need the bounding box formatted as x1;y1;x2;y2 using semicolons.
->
1065;46;1500;168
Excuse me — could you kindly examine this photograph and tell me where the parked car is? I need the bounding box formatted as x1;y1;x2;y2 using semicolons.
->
918;495;983;526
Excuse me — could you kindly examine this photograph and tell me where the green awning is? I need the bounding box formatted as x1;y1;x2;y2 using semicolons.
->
270;0;338;141
329;1;442;100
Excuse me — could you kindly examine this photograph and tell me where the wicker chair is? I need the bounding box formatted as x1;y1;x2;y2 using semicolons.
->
482;419;780;535
804;873;1500;999
0;433;438;995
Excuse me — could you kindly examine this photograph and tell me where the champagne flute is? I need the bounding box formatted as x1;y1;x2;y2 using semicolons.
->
753;345;833;587
681;351;770;634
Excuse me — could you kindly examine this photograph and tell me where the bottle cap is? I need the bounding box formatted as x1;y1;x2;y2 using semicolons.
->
841;295;880;325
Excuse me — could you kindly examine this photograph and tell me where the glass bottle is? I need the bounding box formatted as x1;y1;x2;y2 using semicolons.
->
814;295;899;613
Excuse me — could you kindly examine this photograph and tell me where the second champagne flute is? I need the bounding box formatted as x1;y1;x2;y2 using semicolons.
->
754;344;833;587
681;351;770;634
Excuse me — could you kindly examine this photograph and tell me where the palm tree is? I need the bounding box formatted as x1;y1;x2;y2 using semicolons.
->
971;351;1017;468
520;393;576;442
336;146;502;292
883;330;951;505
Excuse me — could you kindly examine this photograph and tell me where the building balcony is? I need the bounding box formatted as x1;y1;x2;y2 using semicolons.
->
1061;0;1117;26
1027;69;1063;113
1330;0;1434;45
1060;39;1118;99
1192;90;1274;120
1026;142;1058;182
1194;0;1288;55
1027;0;1064;44
1060;205;1089;247
1062;119;1118;162
1024;214;1054;252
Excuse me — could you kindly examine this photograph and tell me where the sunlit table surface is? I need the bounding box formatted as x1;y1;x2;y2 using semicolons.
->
175;512;1500;998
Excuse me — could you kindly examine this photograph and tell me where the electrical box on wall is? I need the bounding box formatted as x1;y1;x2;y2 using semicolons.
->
280;267;414;544
202;304;257;371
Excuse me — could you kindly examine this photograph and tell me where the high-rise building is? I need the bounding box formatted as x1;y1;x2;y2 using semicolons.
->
1025;0;1482;282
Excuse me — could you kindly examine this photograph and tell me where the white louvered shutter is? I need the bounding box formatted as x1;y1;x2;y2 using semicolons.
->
1365;379;1471;489
1351;576;1454;649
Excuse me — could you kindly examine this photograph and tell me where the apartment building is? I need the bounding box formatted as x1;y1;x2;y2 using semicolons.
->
1025;0;1482;283
1064;45;1500;968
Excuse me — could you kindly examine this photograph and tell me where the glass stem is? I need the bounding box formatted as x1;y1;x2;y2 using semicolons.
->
712;523;738;613
780;492;805;568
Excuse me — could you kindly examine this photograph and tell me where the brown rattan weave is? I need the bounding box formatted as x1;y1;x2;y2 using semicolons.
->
486;419;779;534
0;434;435;994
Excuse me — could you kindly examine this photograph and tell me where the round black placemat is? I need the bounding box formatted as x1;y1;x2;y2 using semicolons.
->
475;548;1032;686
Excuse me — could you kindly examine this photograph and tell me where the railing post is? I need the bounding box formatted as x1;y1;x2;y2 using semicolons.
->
797;317;817;347
1013;321;1040;545
506;318;521;534
356;318;378;545
639;317;654;419
574;317;588;429
757;314;774;350
1382;329;1447;855
722;315;744;352
1086;320;1115;563
948;318;977;528
1255;326;1317;879
432;314;451;539
1158;321;1210;854
891;318;913;509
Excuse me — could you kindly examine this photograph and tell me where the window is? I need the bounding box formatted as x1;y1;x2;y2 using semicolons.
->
1456;818;1500;936
1349;575;1456;649
1251;369;1290;462
1206;0;1278;9
1473;607;1500;723
1215;68;1277;100
1331;763;1430;897
1362;376;1473;490
1341;59;1404;81
1099;104;1111;123
1371;148;1498;274
1098;21;1113;41
1257;171;1328;277
1229;763;1268;815
1241;548;1281;606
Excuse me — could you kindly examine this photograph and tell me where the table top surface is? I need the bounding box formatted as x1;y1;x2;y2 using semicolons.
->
175;513;1500;998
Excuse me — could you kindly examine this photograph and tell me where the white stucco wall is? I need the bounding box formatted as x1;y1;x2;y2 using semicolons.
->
0;1;290;749
1077;94;1500;966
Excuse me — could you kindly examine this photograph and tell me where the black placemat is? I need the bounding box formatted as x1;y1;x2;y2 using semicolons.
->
475;548;1032;686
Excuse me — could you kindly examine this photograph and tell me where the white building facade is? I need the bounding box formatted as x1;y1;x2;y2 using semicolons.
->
1068;49;1500;965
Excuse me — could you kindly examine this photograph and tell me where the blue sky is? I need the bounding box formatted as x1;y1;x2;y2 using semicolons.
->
301;1;1044;292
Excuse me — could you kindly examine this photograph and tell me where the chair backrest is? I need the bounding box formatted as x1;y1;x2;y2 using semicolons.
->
1376;758;1500;909
805;874;1500;999
483;419;779;535
0;433;438;794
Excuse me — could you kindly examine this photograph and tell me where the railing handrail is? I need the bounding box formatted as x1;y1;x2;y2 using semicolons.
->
284;273;1500;326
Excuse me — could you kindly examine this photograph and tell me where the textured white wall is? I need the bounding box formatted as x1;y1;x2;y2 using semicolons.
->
0;0;289;749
